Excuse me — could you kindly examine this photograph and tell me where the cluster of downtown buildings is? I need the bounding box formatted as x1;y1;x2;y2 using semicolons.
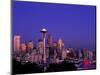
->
13;29;96;70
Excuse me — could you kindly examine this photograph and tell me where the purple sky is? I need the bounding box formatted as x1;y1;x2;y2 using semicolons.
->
12;1;96;50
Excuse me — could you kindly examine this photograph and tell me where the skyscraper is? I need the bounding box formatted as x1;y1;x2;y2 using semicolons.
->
37;39;44;60
82;48;89;59
57;38;63;50
14;35;21;51
57;38;65;60
88;51;93;61
47;34;52;47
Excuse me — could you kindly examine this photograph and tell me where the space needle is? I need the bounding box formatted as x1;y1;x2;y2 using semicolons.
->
40;28;48;71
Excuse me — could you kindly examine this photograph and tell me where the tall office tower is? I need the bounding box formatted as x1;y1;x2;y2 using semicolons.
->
88;51;93;61
37;39;44;50
82;48;89;59
57;38;63;50
67;48;75;58
57;38;64;59
47;34;52;47
79;50;82;59
37;39;44;64
14;35;21;51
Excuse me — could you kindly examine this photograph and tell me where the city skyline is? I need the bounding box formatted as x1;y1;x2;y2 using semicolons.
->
12;1;96;50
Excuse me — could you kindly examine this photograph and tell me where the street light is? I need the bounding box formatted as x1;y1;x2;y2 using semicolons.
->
40;28;48;71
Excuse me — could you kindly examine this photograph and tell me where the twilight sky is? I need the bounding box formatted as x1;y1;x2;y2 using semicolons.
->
12;1;96;50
